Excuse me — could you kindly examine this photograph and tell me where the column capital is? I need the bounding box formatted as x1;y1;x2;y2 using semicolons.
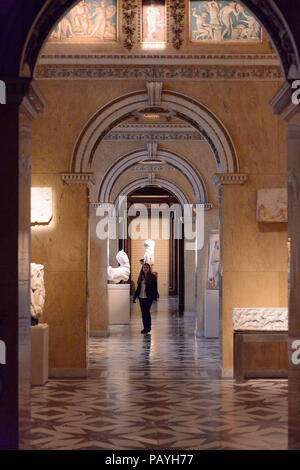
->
4;79;46;120
198;203;214;211
61;172;96;186
212;173;248;187
270;81;299;122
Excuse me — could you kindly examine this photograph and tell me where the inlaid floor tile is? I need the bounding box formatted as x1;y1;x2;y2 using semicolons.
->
30;298;288;450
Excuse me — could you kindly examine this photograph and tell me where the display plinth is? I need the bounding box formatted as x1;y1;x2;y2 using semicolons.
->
31;323;49;385
204;289;219;338
107;283;130;325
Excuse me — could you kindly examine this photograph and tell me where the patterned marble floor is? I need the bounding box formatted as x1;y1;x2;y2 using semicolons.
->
30;298;288;450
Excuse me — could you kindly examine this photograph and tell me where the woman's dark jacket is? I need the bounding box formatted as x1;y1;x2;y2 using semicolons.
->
133;274;158;301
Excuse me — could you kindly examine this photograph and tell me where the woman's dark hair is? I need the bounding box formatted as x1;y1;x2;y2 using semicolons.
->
137;263;153;284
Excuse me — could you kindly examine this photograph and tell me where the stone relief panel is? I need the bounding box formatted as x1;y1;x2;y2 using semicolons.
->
189;1;262;42
142;0;167;44
49;0;118;42
232;308;288;331
31;188;53;225
256;188;287;223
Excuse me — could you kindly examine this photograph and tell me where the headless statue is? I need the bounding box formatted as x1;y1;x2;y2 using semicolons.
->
107;250;131;283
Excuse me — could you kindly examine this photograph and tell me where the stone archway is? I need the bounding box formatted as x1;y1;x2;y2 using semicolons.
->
70;88;239;175
113;176;191;208
97;147;209;204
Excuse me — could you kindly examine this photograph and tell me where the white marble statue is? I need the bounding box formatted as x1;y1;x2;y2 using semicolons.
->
208;233;220;289
31;263;46;323
144;239;155;266
107;250;130;283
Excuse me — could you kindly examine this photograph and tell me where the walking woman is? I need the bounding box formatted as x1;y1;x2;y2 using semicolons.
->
133;263;158;334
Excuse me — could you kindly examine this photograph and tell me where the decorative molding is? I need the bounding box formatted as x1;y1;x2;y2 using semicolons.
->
35;64;282;81
104;127;203;141
122;0;138;50
130;163;176;172
61;172;96;185
232;308;288;332
148;173;156;184
90;202;113;209
170;0;185;50
200;203;214;211
212;173;248;186
147;81;163;106
39;52;280;64
104;123;203;142
146;142;158;159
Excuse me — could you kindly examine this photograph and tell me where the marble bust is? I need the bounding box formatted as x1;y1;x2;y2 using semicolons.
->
30;263;46;325
107;250;130;283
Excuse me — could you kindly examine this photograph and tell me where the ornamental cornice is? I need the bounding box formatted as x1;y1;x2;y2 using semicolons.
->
212;173;248;186
104;130;202;141
35;64;282;81
38;52;279;64
129;163;176;172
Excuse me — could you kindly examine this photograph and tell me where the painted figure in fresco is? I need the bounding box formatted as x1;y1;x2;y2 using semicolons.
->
56;16;73;39
146;4;163;40
71;0;91;34
192;8;213;40
90;0;117;39
236;5;260;40
204;1;220;27
50;0;117;41
90;0;107;38
218;1;239;39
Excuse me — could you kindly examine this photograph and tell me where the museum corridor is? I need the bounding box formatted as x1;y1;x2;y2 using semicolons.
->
30;298;288;450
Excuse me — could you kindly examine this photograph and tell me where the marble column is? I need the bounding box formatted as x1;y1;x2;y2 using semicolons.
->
89;203;109;337
0;79;45;449
271;82;300;449
212;173;248;377
287;120;300;450
38;172;93;377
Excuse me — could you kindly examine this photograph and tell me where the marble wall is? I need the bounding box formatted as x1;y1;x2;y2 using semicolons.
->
32;78;287;376
31;174;89;376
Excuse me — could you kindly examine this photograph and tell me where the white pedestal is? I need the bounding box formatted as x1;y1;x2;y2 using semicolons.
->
204;290;219;338
31;323;49;385
107;284;130;325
